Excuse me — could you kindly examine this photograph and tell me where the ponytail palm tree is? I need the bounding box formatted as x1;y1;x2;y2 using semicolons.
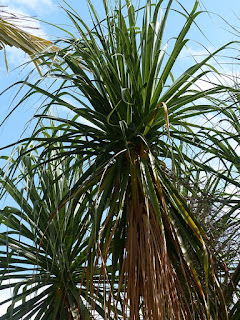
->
1;0;239;319
0;127;108;319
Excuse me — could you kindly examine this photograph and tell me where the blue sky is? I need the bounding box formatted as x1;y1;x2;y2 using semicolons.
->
0;0;240;316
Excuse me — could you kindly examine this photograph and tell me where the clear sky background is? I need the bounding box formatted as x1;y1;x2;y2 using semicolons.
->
0;0;240;316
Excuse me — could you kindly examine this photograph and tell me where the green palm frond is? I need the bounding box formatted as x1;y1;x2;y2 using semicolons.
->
0;125;110;319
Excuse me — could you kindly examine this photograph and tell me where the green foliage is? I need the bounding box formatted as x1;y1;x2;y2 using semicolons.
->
0;127;107;319
0;0;239;319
